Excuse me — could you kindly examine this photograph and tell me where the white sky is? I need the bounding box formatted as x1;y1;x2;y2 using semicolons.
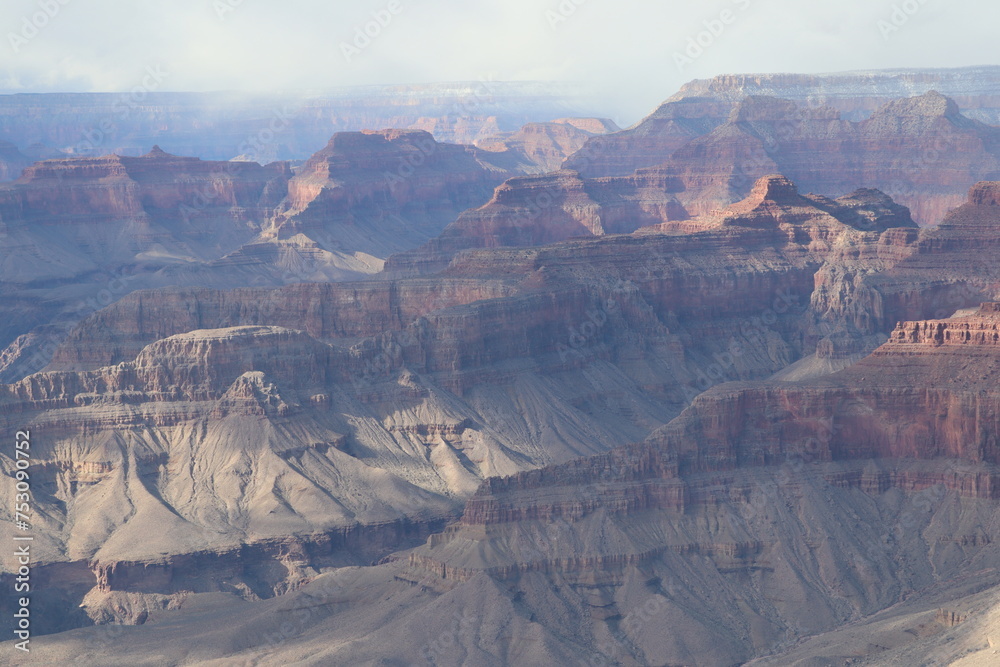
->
0;0;995;122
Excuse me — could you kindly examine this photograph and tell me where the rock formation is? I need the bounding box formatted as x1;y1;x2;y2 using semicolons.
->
475;117;620;172
16;303;1000;666
569;92;1000;226
262;129;512;263
0;132;523;384
385;168;690;275
0;176;941;639
6;72;1000;665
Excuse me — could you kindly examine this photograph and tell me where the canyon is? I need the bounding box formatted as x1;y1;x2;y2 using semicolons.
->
4;175;999;651
4;71;1000;665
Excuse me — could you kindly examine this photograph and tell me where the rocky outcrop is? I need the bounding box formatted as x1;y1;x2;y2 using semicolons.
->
5;181;1000;666
46;279;518;371
353;305;1000;666
6;176;1000;665
2;176;924;576
0;147;290;280
567;66;1000;179
840;181;1000;335
0;147;295;378
457;304;1000;525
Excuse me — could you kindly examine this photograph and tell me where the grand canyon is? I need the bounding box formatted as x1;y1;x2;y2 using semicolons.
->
3;6;1000;664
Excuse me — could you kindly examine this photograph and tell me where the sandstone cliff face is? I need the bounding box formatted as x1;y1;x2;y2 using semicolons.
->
455;305;1000;519
0;146;290;281
357;305;1000;666
834;181;1000;338
47;279;518;371
0;147;295;382
568;66;1000;180
394;92;995;282
2;177;994;657
52;176;922;389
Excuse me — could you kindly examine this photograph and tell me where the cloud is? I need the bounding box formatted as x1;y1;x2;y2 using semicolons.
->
0;0;997;123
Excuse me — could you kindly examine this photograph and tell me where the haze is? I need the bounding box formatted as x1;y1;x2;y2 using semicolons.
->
0;0;995;127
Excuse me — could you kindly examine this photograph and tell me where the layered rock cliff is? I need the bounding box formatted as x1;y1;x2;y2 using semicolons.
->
385;168;690;275
565;91;1000;226
563;96;734;176
5;176;999;657
0;131;526;384
263;129;511;263
22;304;1000;666
681;93;1000;225
0;179;924;603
